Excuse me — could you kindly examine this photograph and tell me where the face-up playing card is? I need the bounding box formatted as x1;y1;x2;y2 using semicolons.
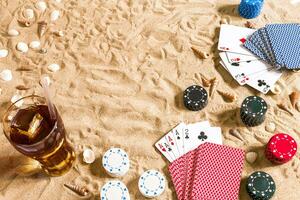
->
226;52;259;63
191;143;245;200
171;122;186;157
218;24;256;55
220;52;273;85
155;137;175;162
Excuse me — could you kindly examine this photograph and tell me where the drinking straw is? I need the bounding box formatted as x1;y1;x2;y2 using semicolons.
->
40;76;56;121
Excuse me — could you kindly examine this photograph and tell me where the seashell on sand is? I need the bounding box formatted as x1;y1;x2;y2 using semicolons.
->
229;129;244;142
246;152;258;164
202;77;211;87
191;46;209;59
15;159;41;176
277;103;293;116
40;48;47;54
50;10;60;21
217;90;237;102
289;91;300;108
11;94;23;107
270;84;281;95
16;42;29;53
54;30;64;37
23;8;34;19
64;183;90;196
0;49;8;58
35;1;47;12
29;41;41;49
16;85;30;90
245;21;256;29
17;19;33;27
38;21;47;38
265;122;276;133
209;78;218;97
8;29;19;36
82;148;95;164
0;69;13;81
48;63;60;72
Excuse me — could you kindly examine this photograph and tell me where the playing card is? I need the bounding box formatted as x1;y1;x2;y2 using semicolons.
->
191;143;245;200
155;137;175;162
220;52;273;85
171;122;186;157
218;24;256;55
165;132;180;160
258;28;279;66
182;121;210;154
226;51;259;63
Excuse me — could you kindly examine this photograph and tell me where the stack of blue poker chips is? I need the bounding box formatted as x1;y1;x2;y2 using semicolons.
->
238;0;264;19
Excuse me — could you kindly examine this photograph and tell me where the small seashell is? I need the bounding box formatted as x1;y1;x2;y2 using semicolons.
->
220;18;228;24
0;49;8;58
48;63;60;72
24;8;34;19
54;30;64;37
0;69;13;81
217;90;237;102
246;152;258;164
40;48;47;54
50;10;60;21
265;122;276;133
16;85;30;90
16;42;29;53
17;19;32;27
38;21;47;38
289;91;300;108
245;21;256;29
35;1;47;12
270;84;281;95
277;103;293;116
64;183;90;196
229;129;244;142
82;148;95;164
191;46;209;59
29;41;41;49
8;29;19;36
202;77;211;87
15;158;42;176
209;78;218;97
11;94;23;107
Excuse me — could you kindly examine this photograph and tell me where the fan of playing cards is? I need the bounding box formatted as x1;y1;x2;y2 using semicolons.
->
218;24;283;94
155;121;245;200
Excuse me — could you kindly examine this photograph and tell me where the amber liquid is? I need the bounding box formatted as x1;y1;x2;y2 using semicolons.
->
9;105;76;176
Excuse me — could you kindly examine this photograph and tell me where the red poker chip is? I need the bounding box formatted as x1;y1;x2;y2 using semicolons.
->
266;133;297;163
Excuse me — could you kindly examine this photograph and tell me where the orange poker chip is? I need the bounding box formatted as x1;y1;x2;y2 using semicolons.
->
266;133;297;164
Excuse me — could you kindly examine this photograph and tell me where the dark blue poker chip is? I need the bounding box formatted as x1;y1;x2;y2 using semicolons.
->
183;85;208;111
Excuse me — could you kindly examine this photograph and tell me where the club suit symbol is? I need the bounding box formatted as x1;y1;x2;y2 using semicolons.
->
198;131;208;141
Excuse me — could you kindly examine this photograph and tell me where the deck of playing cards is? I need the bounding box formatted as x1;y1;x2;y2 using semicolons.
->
168;143;245;200
218;24;283;94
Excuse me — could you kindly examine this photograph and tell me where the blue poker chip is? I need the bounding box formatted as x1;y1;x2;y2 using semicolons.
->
138;170;166;198
102;148;130;177
101;181;130;200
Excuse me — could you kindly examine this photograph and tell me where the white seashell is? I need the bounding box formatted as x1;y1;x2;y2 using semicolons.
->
48;63;60;72
24;9;34;19
265;122;276;133
8;29;19;36
83;148;95;164
246;152;258;164
0;69;12;81
29;41;41;49
0;49;8;58
35;1;47;12
11;94;23;107
50;10;60;21
16;42;29;53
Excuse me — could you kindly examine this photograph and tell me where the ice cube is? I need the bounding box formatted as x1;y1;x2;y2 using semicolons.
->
27;113;44;139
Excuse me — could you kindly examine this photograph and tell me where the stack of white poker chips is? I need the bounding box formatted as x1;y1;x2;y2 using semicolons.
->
102;148;130;177
138;170;166;198
100;180;130;200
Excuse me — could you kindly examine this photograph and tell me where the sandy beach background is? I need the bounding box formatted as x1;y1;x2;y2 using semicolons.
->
1;0;300;199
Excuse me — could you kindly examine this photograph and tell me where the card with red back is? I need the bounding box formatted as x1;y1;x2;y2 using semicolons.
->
191;143;245;200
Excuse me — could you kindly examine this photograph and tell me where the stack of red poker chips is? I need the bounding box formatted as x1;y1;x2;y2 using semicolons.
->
266;133;298;164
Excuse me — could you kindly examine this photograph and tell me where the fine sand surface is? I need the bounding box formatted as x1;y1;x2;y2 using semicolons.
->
1;0;300;199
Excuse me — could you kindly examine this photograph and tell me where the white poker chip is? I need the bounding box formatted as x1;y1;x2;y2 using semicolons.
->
101;181;130;200
102;148;130;177
138;170;166;198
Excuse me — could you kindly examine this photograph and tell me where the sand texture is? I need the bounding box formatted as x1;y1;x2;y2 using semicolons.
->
1;0;300;199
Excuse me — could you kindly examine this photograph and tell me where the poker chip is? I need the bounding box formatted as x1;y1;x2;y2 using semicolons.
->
100;180;130;200
246;171;276;200
240;96;268;127
102;148;130;177
183;85;208;111
138;170;166;198
266;133;297;164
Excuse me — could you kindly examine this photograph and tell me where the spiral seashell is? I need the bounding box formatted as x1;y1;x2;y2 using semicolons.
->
17;19;33;27
38;21;47;38
53;30;64;37
201;77;211;87
217;90;237;102
289;91;300;108
64;183;90;196
229;129;244;142
191;46;209;59
277;103;293;116
209;78;218;97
